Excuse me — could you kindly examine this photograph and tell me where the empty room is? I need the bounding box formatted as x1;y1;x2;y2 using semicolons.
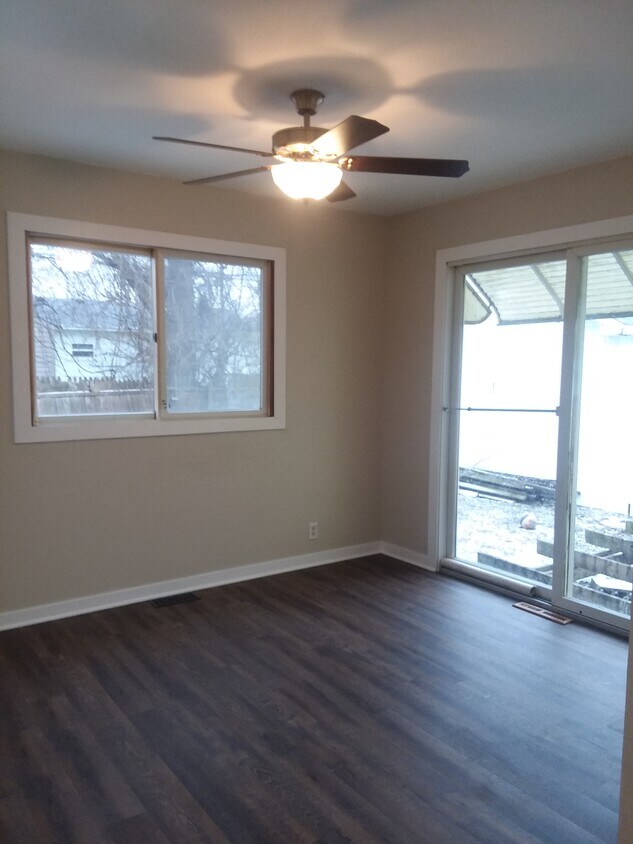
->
1;1;632;842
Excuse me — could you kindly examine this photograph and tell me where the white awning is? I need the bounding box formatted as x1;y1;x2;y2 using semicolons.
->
465;250;633;325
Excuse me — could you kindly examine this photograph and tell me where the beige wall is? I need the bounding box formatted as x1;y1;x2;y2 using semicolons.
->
382;152;633;844
0;149;387;611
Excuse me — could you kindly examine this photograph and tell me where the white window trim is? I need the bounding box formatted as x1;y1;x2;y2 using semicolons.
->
429;213;633;570
7;212;286;443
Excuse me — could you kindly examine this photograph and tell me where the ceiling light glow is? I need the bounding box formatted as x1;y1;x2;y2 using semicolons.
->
271;161;342;200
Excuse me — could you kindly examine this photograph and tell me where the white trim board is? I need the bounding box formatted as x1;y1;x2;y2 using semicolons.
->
0;541;437;631
380;542;436;572
435;214;633;268
0;543;380;631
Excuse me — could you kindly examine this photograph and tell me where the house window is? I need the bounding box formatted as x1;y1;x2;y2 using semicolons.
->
30;239;155;418
8;214;286;442
71;344;95;359
161;252;270;416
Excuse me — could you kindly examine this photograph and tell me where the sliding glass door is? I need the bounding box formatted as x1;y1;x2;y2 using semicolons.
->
446;243;633;628
557;247;633;624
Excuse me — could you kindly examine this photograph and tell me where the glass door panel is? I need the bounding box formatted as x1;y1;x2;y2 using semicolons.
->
456;411;560;587
454;259;566;588
566;250;633;620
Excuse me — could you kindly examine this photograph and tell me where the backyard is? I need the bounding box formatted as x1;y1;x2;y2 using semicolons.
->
456;475;632;618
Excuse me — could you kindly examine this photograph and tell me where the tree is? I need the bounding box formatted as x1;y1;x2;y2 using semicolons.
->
164;255;263;412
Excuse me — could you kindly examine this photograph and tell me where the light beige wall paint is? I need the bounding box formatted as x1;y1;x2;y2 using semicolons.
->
0;149;387;611
381;153;633;554
381;152;633;844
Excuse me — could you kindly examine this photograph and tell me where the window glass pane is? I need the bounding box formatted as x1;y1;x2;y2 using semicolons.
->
455;259;565;587
29;241;154;417
567;249;633;619
163;255;265;414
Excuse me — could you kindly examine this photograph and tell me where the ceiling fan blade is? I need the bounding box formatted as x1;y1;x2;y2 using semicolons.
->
154;136;273;158
327;181;357;203
311;116;389;158
184;166;272;185
341;156;469;178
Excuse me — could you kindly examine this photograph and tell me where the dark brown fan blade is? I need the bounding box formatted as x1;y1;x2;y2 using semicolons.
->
311;116;389;158
326;181;357;203
154;136;273;158
341;156;469;178
184;166;272;185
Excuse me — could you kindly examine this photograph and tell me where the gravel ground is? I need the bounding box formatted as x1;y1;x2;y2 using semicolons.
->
455;491;629;568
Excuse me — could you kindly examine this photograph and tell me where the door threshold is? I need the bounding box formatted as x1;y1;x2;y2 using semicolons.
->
440;563;628;639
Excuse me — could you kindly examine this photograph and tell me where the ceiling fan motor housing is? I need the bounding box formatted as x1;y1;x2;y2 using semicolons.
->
272;126;327;159
272;89;333;159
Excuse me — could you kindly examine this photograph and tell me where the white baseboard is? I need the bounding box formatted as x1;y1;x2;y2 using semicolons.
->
0;541;436;632
379;542;437;572
0;542;381;632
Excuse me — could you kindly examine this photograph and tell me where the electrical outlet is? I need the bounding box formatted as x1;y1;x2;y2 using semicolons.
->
309;521;318;540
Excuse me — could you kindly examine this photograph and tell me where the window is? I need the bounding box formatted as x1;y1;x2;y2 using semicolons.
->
8;214;285;442
30;239;155;419
71;344;95;359
161;252;269;416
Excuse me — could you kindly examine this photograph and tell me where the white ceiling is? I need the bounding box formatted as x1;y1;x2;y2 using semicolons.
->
2;0;632;216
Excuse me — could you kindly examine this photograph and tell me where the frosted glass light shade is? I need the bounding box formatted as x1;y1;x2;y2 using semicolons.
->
271;161;342;200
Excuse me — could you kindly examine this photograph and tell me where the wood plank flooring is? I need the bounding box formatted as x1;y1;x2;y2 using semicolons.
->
0;555;627;843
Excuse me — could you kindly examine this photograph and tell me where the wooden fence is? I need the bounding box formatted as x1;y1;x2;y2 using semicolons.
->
36;377;153;415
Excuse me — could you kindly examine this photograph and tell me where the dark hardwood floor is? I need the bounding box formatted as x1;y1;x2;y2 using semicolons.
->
0;556;627;843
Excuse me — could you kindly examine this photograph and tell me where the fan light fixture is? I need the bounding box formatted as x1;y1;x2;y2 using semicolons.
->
271;160;342;200
154;87;470;203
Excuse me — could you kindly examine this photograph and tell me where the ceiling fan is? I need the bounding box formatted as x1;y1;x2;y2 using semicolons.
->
154;89;469;203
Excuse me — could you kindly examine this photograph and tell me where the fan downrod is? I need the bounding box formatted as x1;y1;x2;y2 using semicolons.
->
272;89;328;155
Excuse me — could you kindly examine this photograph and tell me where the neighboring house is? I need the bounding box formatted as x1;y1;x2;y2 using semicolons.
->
32;296;147;382
31;294;262;413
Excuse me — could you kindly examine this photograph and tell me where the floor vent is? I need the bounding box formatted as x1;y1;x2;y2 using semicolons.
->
513;601;572;624
151;592;200;608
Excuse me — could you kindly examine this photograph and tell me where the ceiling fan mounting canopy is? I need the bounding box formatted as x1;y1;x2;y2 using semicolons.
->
289;88;324;117
153;88;469;202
